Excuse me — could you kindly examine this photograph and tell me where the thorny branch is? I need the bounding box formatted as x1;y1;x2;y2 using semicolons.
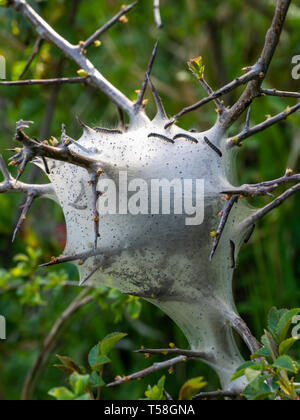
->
227;103;300;147
193;390;241;400
239;182;300;232
7;0;141;119
19;36;44;79
14;122;101;172
106;356;187;388
0;154;53;197
165;0;296;131
83;2;138;50
135;347;214;362
0;154;54;241
0;77;88;86
210;170;300;260
223;0;293;128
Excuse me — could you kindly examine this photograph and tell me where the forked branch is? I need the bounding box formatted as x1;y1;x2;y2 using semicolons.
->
165;0;293;130
7;0;139;119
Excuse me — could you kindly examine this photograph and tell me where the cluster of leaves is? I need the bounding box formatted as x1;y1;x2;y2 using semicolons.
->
145;376;207;401
233;308;300;400
49;332;127;400
0;247;142;320
50;337;207;402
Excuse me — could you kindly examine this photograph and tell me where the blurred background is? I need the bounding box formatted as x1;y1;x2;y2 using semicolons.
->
0;0;299;400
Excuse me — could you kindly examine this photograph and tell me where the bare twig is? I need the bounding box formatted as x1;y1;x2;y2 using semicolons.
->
83;2;138;49
193;390;240;400
221;173;300;197
239;182;300;232
0;77;88;86
164;390;173;400
227;103;300;147
165;66;262;128
153;0;163;29
210;196;238;260
147;76;167;120
39;250;101;267
0;154;12;182
135;41;159;114
19;37;44;79
224;0;292;128
165;0;292;128
261;88;300;99
189;68;226;114
21;289;93;400
106;356;187;388
0;154;54;196
12;192;36;242
135;347;213;361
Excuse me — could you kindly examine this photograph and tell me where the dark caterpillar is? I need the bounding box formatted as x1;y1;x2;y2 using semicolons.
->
173;133;198;144
203;136;222;157
230;240;236;269
94;127;123;134
148;133;175;144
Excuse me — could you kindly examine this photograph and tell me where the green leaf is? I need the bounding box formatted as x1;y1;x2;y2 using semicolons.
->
279;337;299;356
88;344;98;368
92;357;111;372
48;387;75;400
188;56;205;80
245;368;262;385
88;343;112;371
251;347;271;359
145;376;166;401
69;372;90;397
273;356;299;373
127;299;142;319
179;377;207;400
252;392;275;401
55;354;82;374
89;371;106;388
100;332;127;356
231;361;256;381
13;254;29;263
268;307;288;335
242;382;271;400
276;309;300;342
262;330;278;361
75;393;90;401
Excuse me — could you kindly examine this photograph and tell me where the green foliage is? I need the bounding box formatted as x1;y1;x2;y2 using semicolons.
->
49;332;128;400
49;372;90;401
179;377;207;400
145;376;166;401
234;307;300;400
187;56;205;80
